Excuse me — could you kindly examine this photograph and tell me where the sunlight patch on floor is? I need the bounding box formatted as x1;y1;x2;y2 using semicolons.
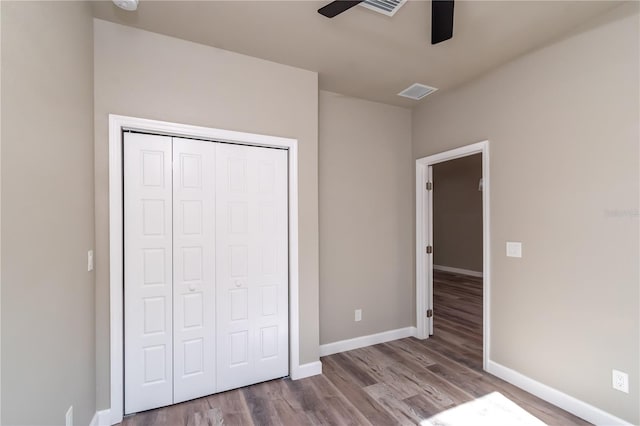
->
420;392;547;426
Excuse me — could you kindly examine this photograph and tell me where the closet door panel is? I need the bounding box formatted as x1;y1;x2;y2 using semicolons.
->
215;143;289;392
172;137;216;403
252;149;289;382
124;133;173;414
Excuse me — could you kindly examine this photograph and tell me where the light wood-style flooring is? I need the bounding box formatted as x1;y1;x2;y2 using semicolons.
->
121;270;589;425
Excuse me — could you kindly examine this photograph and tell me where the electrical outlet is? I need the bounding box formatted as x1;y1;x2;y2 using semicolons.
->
65;406;73;426
612;369;629;393
355;309;362;322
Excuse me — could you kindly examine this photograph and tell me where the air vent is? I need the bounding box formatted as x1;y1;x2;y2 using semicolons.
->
360;0;408;17
397;83;438;100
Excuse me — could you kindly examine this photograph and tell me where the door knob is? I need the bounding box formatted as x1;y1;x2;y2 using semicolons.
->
189;284;196;292
235;280;242;288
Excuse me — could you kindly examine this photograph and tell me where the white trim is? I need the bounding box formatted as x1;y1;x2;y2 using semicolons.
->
415;165;428;339
291;361;323;380
108;115;302;425
89;409;111;426
486;361;632;426
319;327;417;357
415;140;491;372
426;165;433;336
433;264;483;278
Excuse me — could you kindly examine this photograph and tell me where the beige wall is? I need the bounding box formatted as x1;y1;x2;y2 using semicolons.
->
93;20;319;409
319;91;413;344
412;4;639;423
1;2;96;425
432;154;483;272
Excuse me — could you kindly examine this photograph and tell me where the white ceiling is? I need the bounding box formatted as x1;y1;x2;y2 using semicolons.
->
92;0;621;107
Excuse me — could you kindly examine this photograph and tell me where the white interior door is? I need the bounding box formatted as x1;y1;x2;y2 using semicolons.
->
215;143;289;392
427;165;434;335
124;133;174;414
172;137;216;403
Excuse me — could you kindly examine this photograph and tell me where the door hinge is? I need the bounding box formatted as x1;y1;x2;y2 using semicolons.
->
426;182;433;191
426;245;433;254
426;309;433;318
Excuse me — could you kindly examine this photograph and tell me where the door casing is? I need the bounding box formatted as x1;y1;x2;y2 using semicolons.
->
415;140;491;371
109;115;302;425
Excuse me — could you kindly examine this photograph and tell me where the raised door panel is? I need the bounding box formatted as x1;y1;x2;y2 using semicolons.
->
215;143;288;392
172;138;216;403
124;133;173;414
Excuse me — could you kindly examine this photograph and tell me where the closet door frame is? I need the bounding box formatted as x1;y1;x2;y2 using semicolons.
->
108;115;302;425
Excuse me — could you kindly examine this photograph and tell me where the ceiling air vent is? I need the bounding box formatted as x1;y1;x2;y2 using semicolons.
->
398;83;438;100
360;0;408;17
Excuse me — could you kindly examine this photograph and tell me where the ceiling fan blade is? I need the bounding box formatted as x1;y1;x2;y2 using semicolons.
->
431;0;454;44
318;0;365;18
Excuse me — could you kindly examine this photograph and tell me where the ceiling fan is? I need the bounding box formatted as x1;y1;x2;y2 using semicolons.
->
317;0;455;45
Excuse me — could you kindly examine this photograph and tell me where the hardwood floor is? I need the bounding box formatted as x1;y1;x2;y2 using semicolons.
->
121;270;589;426
432;270;483;371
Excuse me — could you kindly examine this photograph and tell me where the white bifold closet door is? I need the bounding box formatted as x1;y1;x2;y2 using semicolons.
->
124;133;174;414
172;138;216;403
215;143;289;392
124;132;288;415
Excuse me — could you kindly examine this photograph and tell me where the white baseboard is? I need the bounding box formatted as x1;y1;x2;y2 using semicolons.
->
434;264;483;278
89;409;111;426
486;360;631;426
319;326;417;357
291;361;323;380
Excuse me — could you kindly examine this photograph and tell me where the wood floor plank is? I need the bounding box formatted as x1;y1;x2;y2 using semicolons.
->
121;270;590;426
364;343;475;409
343;348;423;399
325;352;378;387
306;375;373;426
241;382;284;426
321;355;398;425
206;389;255;426
403;393;450;419
367;340;438;369
363;382;424;426
188;407;223;426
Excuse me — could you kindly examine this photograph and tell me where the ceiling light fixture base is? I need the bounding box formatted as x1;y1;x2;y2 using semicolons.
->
113;0;138;12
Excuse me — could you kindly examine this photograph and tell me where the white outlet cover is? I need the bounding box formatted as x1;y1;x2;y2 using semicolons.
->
506;242;522;258
355;309;362;322
612;369;629;393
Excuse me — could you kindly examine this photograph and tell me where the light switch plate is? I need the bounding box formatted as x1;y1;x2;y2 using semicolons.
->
88;250;94;272
506;242;522;258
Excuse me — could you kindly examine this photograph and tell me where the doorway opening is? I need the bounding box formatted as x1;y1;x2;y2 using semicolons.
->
415;141;490;371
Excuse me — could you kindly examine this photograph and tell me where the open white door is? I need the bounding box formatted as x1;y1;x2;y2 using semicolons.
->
426;165;434;336
416;141;489;357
